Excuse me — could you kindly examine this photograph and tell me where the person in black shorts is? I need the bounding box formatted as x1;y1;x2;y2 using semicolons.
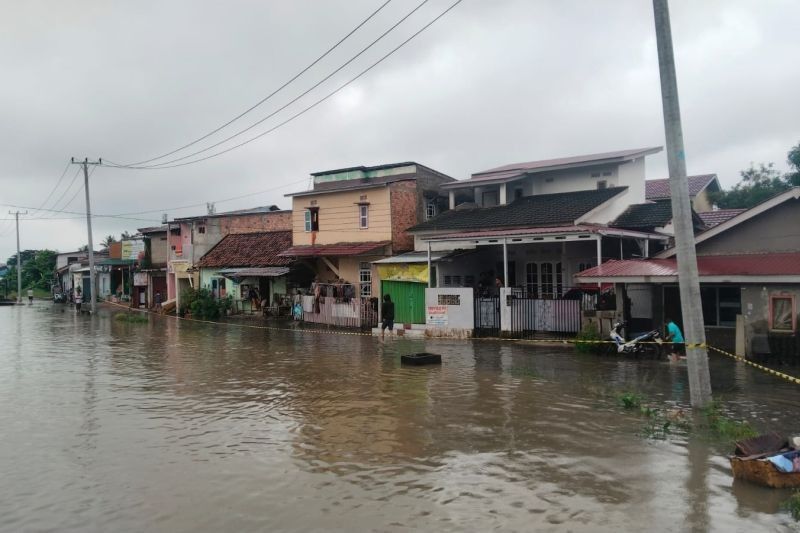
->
381;294;395;340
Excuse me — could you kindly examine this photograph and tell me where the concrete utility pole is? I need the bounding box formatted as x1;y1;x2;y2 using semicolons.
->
9;210;27;303
71;157;102;314
652;0;712;407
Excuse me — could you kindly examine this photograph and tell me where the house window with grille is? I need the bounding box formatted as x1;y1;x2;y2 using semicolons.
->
525;263;539;296
358;204;369;229
540;263;554;297
426;201;437;220
770;294;794;332
359;262;371;297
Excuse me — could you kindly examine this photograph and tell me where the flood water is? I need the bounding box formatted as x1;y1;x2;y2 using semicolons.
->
1;303;798;532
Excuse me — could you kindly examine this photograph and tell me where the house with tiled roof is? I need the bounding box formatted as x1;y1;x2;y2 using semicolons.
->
195;231;298;312
166;204;292;312
281;162;455;326
576;187;800;360
645;174;721;212
402;147;672;336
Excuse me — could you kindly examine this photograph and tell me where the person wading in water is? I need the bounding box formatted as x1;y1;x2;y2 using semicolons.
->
381;294;395;341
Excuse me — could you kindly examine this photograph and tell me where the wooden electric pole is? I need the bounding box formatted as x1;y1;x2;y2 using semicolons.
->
71;157;102;314
9;210;27;303
652;0;712;407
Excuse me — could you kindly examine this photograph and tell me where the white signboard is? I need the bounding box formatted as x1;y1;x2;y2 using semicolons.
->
121;239;145;261
133;272;148;286
426;305;448;326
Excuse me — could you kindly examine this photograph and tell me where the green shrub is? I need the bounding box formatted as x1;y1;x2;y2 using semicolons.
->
783;490;800;521
575;323;603;353
701;400;758;442
115;312;148;324
617;391;642;409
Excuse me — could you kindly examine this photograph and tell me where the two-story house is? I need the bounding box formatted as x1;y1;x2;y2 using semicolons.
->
280;162;455;295
407;147;673;336
166;205;292;310
278;162;455;328
134;226;168;308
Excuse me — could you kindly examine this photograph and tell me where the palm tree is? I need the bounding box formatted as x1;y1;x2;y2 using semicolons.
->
100;235;116;250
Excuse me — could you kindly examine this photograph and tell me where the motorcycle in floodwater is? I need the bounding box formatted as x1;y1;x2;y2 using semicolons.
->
609;321;663;357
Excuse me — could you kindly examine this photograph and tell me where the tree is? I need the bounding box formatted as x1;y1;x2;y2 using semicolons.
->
77;244;89;252
100;235;117;250
120;231;132;240
3;249;57;292
709;141;800;209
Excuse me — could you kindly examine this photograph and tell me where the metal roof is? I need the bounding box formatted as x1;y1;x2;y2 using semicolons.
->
218;267;290;278
280;241;390;258
575;253;800;281
442;147;662;188
372;251;451;264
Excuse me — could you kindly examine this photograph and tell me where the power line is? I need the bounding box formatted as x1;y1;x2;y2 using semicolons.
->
105;0;456;170
36;166;83;219
29;161;71;218
120;0;394;167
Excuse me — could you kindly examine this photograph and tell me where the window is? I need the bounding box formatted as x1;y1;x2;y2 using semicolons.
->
770;294;795;332
444;275;452;287
591;172;601;178
577;262;595;273
452;275;462;287
602;171;612;177
525;263;539;296
540;263;554;297
597;180;607;190
359;262;371;296
426;201;437;220
198;226;206;234
464;275;475;287
514;188;524;200
359;204;369;229
700;286;741;327
304;208;319;232
526;262;563;298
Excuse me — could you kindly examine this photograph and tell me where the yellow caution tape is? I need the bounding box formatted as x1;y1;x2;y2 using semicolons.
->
706;345;800;386
103;302;800;385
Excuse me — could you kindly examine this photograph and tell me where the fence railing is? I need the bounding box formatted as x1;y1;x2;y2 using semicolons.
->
508;287;596;338
299;295;378;330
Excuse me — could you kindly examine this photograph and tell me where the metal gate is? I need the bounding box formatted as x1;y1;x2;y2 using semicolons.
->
474;296;500;337
510;288;593;338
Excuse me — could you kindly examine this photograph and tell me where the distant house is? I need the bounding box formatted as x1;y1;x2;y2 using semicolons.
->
166;205;291;311
645;174;721;212
576;187;800;359
133;226;168;308
195;231;296;313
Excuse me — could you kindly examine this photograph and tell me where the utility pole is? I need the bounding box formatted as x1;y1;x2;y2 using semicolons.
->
71;157;102;314
9;210;27;303
652;0;712;407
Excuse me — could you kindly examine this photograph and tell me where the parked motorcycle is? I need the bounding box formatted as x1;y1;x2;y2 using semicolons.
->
609;321;663;357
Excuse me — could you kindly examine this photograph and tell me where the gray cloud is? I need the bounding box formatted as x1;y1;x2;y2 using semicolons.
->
1;0;798;259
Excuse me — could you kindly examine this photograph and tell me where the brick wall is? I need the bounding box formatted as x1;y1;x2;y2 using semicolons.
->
389;181;418;253
222;211;292;234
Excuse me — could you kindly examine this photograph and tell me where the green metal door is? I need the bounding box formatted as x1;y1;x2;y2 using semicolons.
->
381;280;426;324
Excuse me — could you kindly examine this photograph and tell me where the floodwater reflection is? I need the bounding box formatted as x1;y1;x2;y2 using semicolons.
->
0;304;797;531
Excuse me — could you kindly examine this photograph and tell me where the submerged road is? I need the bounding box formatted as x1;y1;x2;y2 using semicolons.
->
1;303;798;531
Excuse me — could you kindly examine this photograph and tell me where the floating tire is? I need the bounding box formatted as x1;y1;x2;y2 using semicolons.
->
401;352;442;366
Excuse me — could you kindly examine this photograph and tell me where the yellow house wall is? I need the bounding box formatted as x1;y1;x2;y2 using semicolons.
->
291;187;392;246
692;190;713;212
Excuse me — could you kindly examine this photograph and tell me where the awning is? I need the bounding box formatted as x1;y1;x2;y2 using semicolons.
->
218;267;290;278
372;251;451;264
279;241;389;257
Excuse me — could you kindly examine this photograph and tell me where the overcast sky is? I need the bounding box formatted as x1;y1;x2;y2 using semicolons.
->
1;0;798;261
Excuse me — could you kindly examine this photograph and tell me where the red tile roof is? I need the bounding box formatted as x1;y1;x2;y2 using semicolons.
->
196;231;293;268
576;253;800;279
697;209;746;228
279;241;390;257
645;174;718;199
